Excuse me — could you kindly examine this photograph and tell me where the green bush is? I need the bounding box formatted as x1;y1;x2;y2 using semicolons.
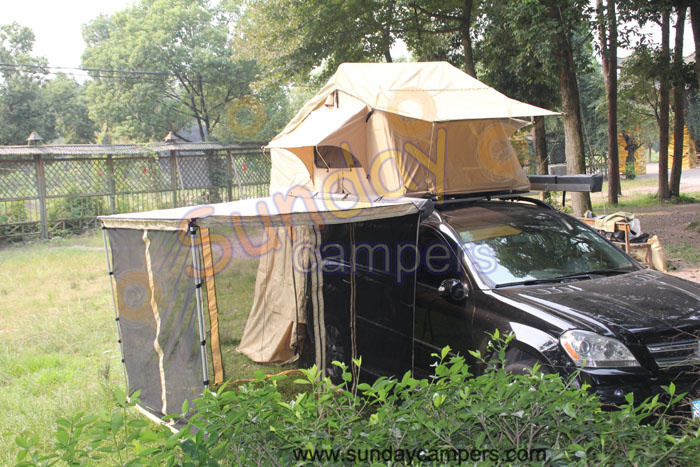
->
625;161;637;180
0;201;36;241
15;336;700;465
48;186;105;233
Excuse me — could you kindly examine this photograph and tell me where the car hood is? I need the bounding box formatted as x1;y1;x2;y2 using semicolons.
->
492;270;700;338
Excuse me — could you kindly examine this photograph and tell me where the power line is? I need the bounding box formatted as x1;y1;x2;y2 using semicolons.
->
0;62;254;85
0;62;170;76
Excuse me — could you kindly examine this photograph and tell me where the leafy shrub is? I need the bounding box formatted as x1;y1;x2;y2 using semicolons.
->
15;337;700;465
625;161;637;180
48;185;105;232
0;201;31;240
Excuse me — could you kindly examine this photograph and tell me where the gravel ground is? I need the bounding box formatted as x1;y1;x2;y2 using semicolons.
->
633;203;700;283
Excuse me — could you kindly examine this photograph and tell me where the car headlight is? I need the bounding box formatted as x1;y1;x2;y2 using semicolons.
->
560;330;640;368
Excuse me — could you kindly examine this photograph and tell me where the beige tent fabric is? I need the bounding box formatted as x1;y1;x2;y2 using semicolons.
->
267;62;546;198
270;112;530;198
237;226;315;364
272;62;557;135
647;235;668;272
199;228;224;385
269;148;313;193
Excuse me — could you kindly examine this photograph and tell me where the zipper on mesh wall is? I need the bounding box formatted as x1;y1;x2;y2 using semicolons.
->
188;222;210;388
410;214;421;374
349;223;358;392
290;226;301;357
101;225;129;392
310;225;326;377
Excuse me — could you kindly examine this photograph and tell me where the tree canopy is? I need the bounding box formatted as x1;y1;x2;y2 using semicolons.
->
0;22;94;145
0;0;698;200
82;0;258;142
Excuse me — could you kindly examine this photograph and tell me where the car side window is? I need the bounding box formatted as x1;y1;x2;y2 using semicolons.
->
417;227;462;288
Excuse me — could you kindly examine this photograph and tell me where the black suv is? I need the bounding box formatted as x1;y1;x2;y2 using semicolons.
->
320;197;700;411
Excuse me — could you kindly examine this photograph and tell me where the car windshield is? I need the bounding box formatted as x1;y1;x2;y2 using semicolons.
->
443;202;636;288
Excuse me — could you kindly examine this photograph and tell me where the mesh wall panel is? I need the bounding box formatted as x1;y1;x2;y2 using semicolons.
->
317;215;419;381
108;228;204;416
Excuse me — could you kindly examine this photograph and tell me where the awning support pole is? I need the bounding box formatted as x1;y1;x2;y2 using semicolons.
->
101;226;129;390
189;222;210;388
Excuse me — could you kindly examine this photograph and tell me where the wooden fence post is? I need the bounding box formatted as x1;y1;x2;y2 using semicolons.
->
33;154;48;239
106;154;116;214
170;150;178;208
226;150;233;202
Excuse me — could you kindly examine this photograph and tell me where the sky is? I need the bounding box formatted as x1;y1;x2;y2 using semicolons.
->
1;1;697;71
2;0;133;69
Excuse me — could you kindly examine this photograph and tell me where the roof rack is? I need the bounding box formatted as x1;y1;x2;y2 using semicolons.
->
527;174;603;193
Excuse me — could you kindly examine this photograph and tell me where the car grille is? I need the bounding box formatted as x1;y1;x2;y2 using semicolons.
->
647;339;700;369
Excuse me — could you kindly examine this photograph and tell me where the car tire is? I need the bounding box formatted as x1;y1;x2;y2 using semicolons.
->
493;348;553;375
488;348;554;375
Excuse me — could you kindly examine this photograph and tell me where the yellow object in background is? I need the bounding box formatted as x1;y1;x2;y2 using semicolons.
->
668;126;697;170
617;133;647;175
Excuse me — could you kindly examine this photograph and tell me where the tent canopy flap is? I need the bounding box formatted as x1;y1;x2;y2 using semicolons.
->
99;192;431;230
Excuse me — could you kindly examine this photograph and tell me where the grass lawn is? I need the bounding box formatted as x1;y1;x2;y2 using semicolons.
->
0;233;119;464
591;192;700;211
0;231;294;464
543;174;700;212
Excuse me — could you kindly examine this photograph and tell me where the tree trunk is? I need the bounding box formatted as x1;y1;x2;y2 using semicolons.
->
382;1;395;63
621;132;640;170
691;5;700;90
461;0;476;77
670;6;687;197
552;13;591;215
599;0;619;205
658;11;671;200
533;115;550;201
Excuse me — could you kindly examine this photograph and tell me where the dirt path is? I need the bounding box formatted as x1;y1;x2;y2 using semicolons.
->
632;203;700;283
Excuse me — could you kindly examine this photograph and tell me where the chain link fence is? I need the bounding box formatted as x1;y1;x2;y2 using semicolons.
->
0;144;270;242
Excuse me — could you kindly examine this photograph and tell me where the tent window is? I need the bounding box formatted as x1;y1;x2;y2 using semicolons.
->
314;145;360;169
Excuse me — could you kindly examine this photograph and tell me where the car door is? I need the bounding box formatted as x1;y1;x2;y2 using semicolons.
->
413;225;476;379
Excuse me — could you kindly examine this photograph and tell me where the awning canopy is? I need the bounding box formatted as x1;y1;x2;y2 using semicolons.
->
99;192;432;230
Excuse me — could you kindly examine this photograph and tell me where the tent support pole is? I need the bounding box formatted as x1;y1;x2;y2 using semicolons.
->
101;226;129;390
189;223;210;388
410;215;420;375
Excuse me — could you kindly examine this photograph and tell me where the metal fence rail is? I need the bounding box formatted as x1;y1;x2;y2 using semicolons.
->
0;145;270;241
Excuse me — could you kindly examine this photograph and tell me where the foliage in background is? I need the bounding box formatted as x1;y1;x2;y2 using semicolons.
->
0;23;95;145
15;337;700;466
237;0;401;86
82;0;258;142
475;1;558;109
42;75;98;144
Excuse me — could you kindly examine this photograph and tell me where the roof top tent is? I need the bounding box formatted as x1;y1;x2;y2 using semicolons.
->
100;193;432;422
267;61;558;199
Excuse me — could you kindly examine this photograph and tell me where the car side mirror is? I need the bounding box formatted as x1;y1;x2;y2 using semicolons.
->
438;279;469;302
